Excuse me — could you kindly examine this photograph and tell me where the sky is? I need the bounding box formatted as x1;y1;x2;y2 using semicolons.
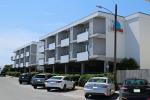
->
0;0;150;68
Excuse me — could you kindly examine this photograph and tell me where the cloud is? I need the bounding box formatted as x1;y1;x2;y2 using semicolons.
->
0;28;41;67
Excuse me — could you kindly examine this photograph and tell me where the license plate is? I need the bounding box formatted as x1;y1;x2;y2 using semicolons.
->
37;79;41;82
134;89;140;93
93;87;98;89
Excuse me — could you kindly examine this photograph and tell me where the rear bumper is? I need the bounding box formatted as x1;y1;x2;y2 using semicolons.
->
84;88;109;96
121;93;150;100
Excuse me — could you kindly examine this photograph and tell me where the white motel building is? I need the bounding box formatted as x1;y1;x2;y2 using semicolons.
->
11;11;150;74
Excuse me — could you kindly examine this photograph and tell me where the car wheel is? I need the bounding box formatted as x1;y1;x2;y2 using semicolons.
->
47;88;51;92
19;81;22;84
71;84;75;90
63;84;66;91
33;85;37;89
85;94;91;99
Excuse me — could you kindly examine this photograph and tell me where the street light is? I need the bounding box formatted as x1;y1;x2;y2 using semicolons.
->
97;4;118;87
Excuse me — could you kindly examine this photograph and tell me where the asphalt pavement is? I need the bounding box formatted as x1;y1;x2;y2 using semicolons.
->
0;76;119;100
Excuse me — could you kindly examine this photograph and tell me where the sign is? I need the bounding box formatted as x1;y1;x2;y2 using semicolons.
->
111;20;124;32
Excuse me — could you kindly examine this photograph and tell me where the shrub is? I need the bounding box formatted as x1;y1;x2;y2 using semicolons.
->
6;72;21;77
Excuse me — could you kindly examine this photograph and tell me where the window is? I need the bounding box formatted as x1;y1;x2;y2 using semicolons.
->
88;78;106;83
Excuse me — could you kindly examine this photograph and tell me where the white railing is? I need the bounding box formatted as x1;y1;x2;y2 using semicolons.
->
77;31;88;43
61;38;69;47
60;55;69;63
25;62;29;67
16;64;19;68
77;51;88;61
26;52;29;56
16;55;19;59
39;59;44;65
39;46;44;52
48;43;55;50
20;63;24;67
20;54;24;58
48;57;55;64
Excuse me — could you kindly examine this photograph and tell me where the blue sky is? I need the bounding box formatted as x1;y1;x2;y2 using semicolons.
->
0;0;150;68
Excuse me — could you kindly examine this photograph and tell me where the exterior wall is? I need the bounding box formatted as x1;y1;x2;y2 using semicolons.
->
139;14;150;69
106;15;126;61
125;16;140;65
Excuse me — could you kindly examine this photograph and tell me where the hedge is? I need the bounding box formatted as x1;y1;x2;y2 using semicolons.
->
6;72;21;77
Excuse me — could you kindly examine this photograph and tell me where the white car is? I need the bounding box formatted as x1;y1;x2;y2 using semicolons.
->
84;77;115;99
45;76;75;91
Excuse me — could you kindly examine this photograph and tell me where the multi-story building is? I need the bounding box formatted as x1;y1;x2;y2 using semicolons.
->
11;41;38;72
39;11;125;74
11;11;150;74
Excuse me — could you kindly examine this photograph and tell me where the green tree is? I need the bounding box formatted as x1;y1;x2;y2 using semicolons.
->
118;58;139;70
1;65;13;74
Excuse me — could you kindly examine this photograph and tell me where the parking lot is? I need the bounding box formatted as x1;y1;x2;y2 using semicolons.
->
0;76;119;100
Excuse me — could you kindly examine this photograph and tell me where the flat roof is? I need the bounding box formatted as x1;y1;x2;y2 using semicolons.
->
13;41;38;52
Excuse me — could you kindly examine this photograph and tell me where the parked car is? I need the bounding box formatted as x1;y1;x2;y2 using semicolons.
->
84;77;115;99
19;73;32;84
45;76;75;91
119;78;150;100
31;73;53;89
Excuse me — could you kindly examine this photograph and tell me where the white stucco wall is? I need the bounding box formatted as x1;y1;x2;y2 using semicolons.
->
106;16;125;60
139;14;150;69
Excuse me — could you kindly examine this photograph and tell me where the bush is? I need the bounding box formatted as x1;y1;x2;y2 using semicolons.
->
67;74;80;85
6;72;21;77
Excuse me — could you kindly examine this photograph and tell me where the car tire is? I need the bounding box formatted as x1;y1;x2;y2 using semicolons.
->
47;88;51;92
19;81;22;84
33;85;37;89
85;94;91;99
71;84;75;90
63;84;66;91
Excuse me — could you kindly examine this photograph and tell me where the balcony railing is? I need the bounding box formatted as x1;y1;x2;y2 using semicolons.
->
39;46;44;52
77;51;88;61
26;52;29;56
16;64;19;68
77;31;88;43
61;38;69;47
48;43;55;50
20;54;24;58
38;54;44;59
16;55;19;59
25;62;29;67
39;59;44;65
20;63;24;67
48;57;55;64
60;55;69;63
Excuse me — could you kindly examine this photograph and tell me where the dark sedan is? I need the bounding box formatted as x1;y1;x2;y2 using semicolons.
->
119;78;150;100
31;74;53;89
19;73;32;84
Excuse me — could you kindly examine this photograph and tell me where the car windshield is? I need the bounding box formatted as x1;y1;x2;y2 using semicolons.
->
88;78;106;83
34;75;45;78
124;79;148;85
50;77;63;80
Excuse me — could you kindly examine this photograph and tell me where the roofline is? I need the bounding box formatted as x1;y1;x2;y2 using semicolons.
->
13;41;38;52
125;12;150;20
39;11;124;40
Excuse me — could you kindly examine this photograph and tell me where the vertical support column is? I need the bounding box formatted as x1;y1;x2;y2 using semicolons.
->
52;65;55;74
81;63;85;74
65;64;68;74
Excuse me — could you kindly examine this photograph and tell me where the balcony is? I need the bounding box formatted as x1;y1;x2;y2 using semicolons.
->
26;52;29;56
20;63;24;67
20;54;24;58
61;38;69;47
25;62;29;67
11;56;15;61
48;57;55;64
77;31;88;43
39;46;44;52
60;55;69;63
39;59;44;65
48;43;55;50
16;55;19;59
16;64;19;68
38;54;44;59
77;51;88;61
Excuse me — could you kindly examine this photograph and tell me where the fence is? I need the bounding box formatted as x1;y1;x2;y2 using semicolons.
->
117;69;150;83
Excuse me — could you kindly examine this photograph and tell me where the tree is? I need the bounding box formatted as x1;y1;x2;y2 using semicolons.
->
1;65;13;74
117;58;139;70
